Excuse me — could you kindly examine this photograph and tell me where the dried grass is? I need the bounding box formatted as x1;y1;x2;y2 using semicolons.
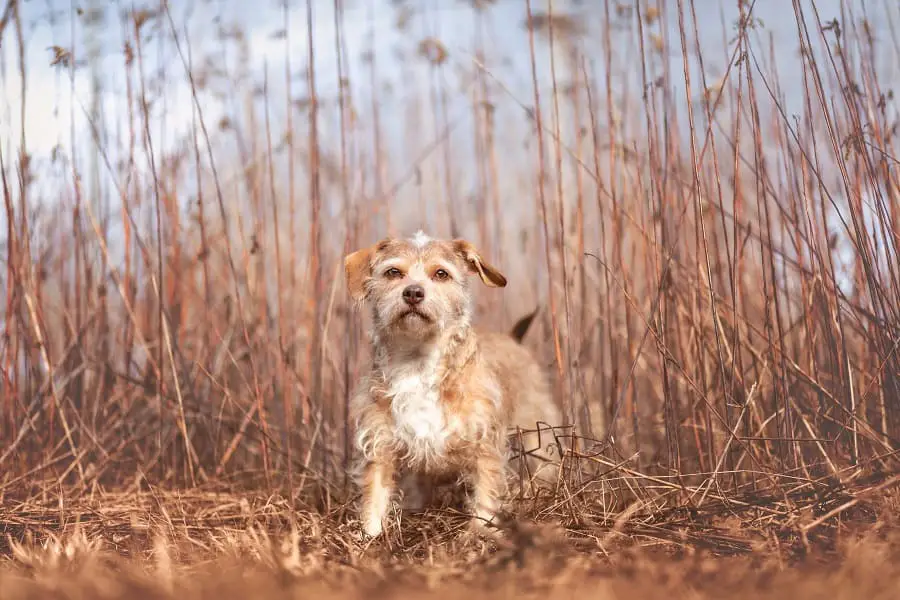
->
1;484;900;599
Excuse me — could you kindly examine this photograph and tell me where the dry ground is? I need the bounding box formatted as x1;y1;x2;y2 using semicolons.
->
2;475;900;600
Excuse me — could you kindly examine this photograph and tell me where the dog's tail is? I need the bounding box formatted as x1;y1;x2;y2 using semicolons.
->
509;306;540;344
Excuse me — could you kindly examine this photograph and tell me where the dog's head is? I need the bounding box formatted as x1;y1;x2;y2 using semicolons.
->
344;231;507;343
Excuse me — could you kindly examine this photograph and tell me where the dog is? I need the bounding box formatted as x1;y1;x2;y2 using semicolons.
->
343;231;562;537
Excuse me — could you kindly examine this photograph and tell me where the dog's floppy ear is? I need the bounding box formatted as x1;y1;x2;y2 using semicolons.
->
344;244;376;301
453;239;507;288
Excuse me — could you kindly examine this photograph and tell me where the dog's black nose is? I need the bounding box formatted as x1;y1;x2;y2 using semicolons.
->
402;284;425;305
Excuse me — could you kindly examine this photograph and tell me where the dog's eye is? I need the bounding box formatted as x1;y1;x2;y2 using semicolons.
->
384;267;403;279
433;269;450;281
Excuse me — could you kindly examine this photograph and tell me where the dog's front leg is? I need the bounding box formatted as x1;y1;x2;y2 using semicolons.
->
469;449;506;531
360;456;395;537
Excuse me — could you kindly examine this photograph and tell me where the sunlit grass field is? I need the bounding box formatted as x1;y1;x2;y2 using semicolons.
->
2;0;900;597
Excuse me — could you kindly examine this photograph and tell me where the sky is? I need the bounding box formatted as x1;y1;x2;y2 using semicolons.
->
6;0;896;169
1;0;898;287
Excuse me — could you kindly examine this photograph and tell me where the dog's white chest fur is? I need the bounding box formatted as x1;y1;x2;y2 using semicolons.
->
385;352;450;466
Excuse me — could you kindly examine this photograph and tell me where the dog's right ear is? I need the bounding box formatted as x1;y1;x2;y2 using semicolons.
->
344;245;375;302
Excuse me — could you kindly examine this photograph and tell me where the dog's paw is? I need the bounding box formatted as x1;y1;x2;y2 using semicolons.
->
361;517;384;539
345;516;385;545
468;514;504;539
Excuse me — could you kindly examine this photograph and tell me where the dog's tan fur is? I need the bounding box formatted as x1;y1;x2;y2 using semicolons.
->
344;231;562;537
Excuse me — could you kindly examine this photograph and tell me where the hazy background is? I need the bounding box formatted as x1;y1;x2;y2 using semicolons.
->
3;0;900;481
5;0;897;258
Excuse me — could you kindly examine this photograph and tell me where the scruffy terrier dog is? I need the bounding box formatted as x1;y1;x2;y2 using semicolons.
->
343;231;562;537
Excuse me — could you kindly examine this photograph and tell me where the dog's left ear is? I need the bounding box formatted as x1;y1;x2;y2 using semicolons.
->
344;245;375;301
453;240;507;288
